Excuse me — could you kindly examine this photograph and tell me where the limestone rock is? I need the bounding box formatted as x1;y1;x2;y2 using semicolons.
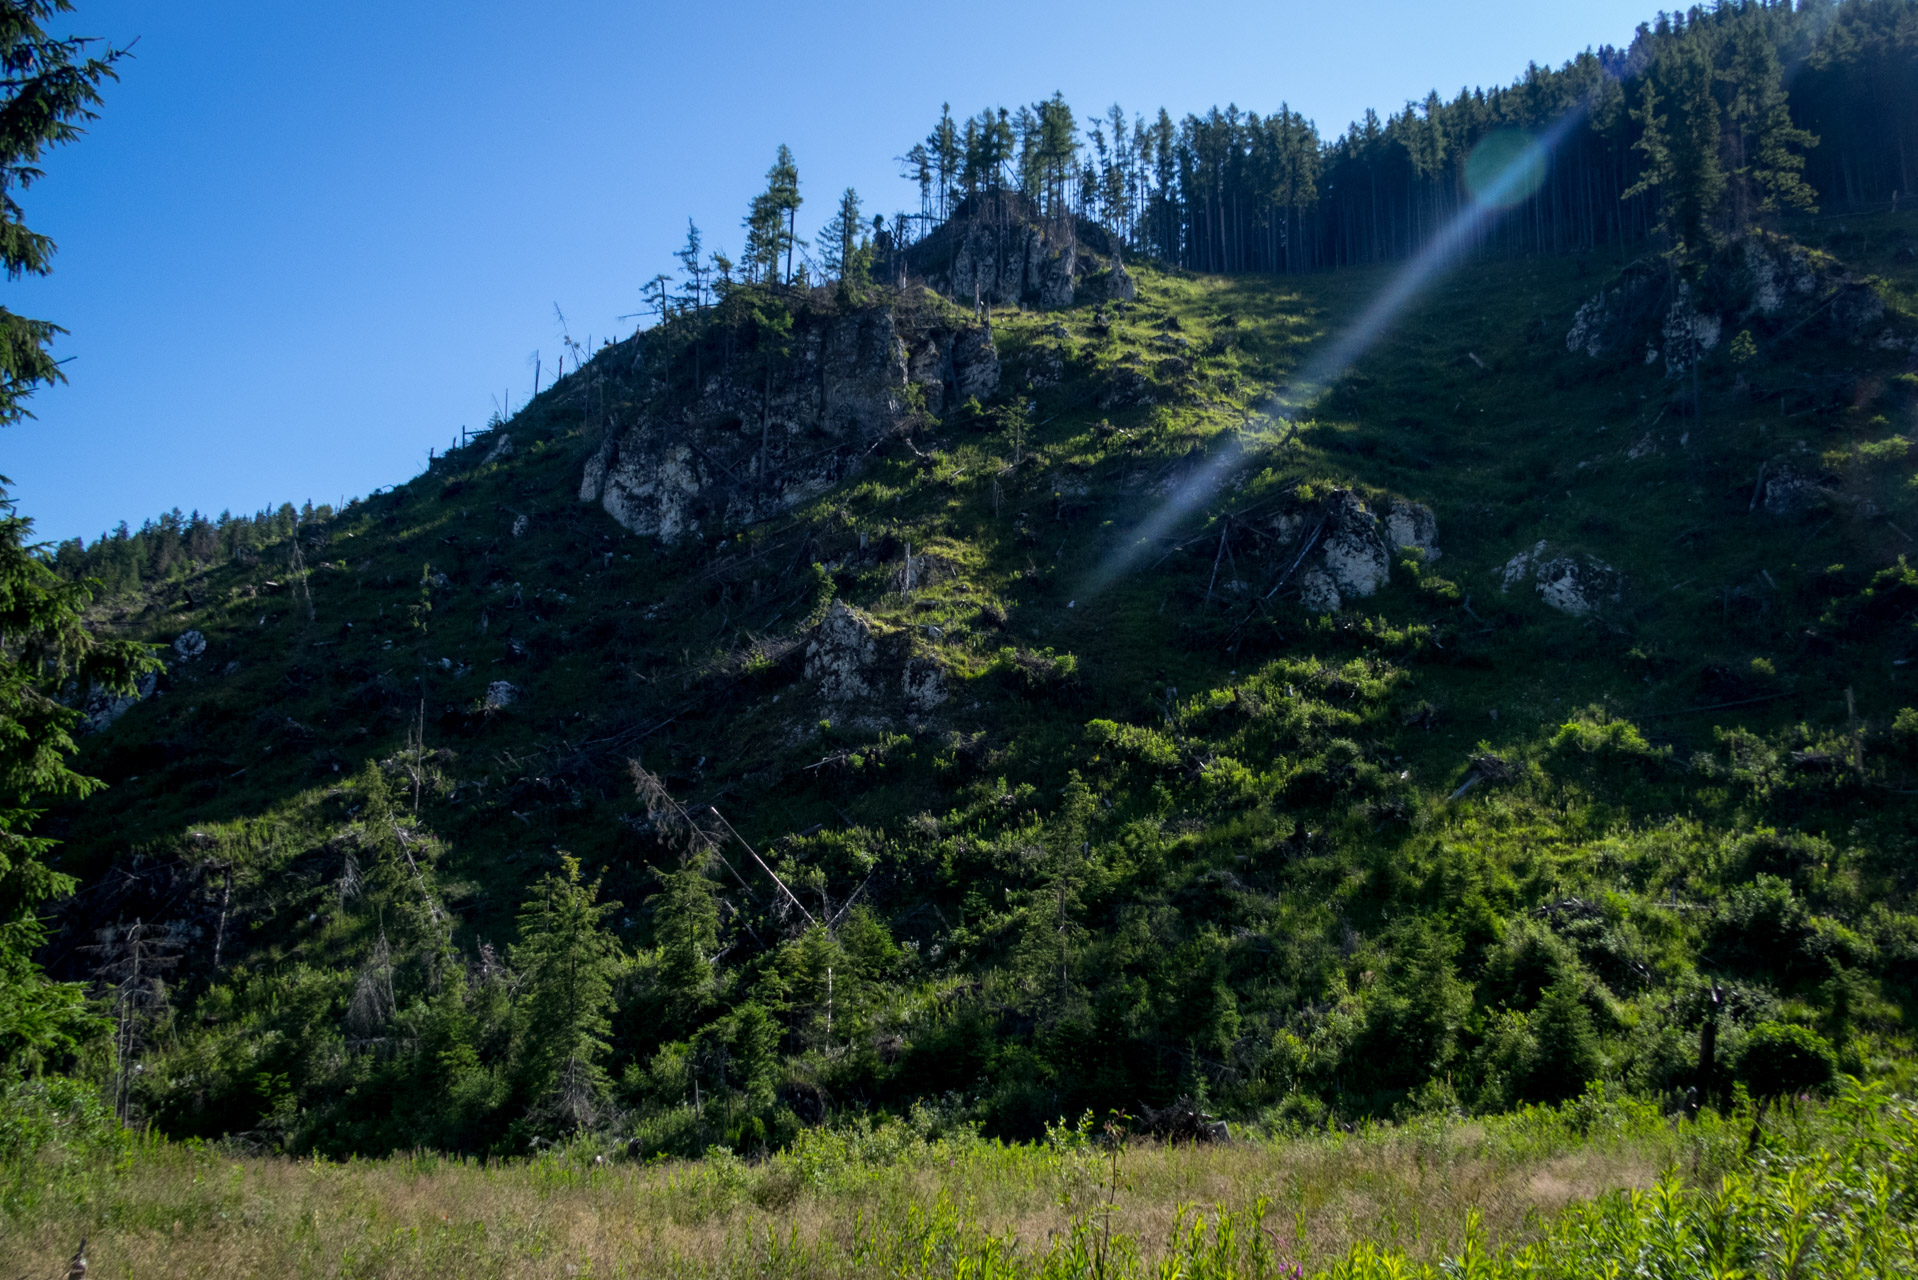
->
1659;282;1723;375
1567;232;1908;377
806;601;880;702
1742;235;1818;316
1099;250;1137;303
1534;556;1617;616
484;433;515;465
1095;367;1153;411
1499;541;1619;616
1265;489;1417;613
1298;568;1343;613
586;304;997;544
1383;500;1441;561
485;681;519;709
1761;461;1825;516
1318;492;1391;601
950;326;1001;404
902;192;1129;311
81;672;157;733
902;658;947;712
803;599;947;711
173;630;207;661
1022;345;1066;390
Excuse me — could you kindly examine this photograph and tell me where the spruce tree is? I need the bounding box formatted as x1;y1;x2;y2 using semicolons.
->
0;2;125;426
1723;21;1818;226
653;863;720;1027
927;105;960;218
1623;78;1675;243
672;219;706;310
0;2;152;1074
1525;978;1603;1103
743;145;803;286
511;854;623;1132
1668;43;1728;249
817;187;864;282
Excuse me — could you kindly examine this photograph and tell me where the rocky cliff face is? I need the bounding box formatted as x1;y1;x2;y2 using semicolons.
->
1566;233;1914;376
581;303;999;543
902;194;1134;311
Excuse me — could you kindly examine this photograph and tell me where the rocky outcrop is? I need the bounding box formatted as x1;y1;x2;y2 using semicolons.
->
902;193;1130;311
1499;541;1619;616
1383;500;1441;562
804;600;946;712
1267;490;1440;613
80;672;158;733
1566;233;1914;376
173;630;207;661
582;303;998;543
1758;459;1828;516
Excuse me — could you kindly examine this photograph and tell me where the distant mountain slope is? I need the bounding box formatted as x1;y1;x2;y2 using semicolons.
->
41;204;1918;1153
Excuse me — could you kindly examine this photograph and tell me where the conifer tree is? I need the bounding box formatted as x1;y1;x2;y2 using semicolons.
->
1723;21;1818;226
1667;42;1728;249
743;145;803;286
0;2;152;1073
653;863;720;1026
1035;93;1078;220
817;187;865;282
511;854;623;1132
1525;978;1603;1103
0;2;125;426
901;142;932;220
349;761;450;973
1622;76;1675;241
672;219;706;310
927;105;960;218
642;272;673;324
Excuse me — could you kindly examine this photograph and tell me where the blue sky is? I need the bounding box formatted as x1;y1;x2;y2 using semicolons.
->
8;0;1660;543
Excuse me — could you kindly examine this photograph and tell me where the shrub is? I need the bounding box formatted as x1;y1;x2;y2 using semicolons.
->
1707;875;1813;979
1737;1022;1836;1100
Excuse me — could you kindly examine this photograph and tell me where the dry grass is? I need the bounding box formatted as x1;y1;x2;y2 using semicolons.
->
0;1104;1739;1279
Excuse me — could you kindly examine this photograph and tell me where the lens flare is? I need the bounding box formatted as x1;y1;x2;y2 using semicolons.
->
1465;128;1548;209
1080;109;1583;601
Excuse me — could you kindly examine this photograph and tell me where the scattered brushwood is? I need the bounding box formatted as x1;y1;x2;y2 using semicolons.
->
1135;1096;1230;1144
1448;752;1516;800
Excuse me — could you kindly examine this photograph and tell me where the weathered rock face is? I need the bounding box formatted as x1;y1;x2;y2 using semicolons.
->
1319;493;1392;603
1383;501;1441;563
1566;233;1913;376
583;304;998;543
902;194;1130;311
1266;490;1440;613
1760;460;1828;516
804;600;946;711
80;672;158;733
1499;541;1619;616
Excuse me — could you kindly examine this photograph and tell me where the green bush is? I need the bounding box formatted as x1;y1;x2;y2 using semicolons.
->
1737;1022;1836;1100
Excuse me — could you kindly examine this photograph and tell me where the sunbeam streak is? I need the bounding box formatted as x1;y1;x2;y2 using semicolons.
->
1079;107;1589;601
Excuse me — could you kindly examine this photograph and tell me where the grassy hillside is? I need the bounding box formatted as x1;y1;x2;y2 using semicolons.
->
40;207;1918;1154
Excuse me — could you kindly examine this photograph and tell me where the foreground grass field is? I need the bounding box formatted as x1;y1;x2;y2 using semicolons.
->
4;1081;1914;1278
